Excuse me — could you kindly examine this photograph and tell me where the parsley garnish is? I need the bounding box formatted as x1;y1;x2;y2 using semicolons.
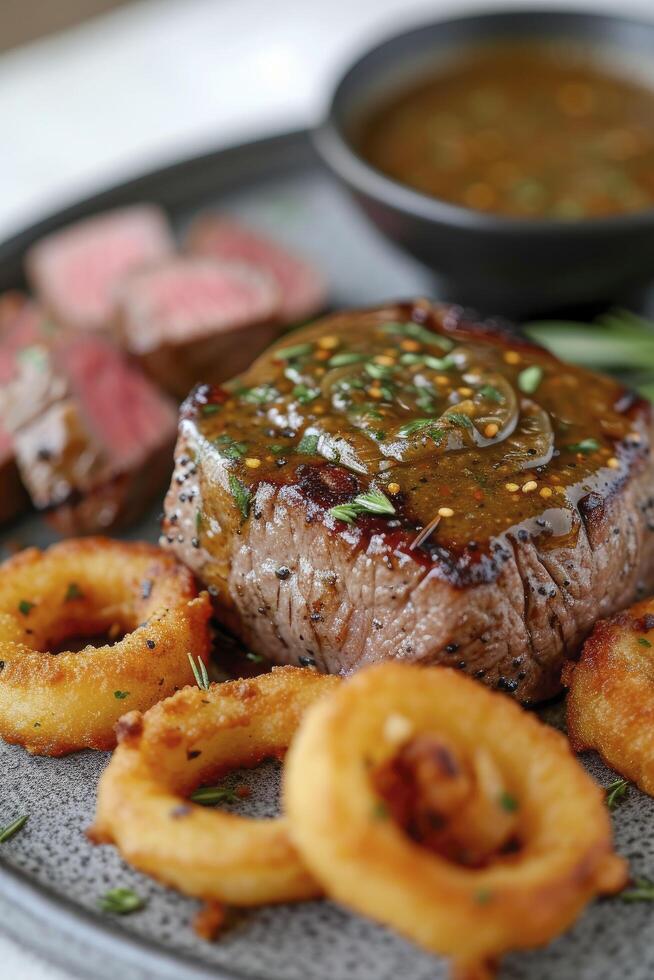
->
18;599;35;616
638;637;652;648
567;438;601;454
0;814;28;843
274;342;313;360
214;434;247;460
621;878;654;902
518;365;544;394
64;582;84;602
498;791;519;813
443;412;473;429
99;888;145;915
268;443;288;455
241;383;278;405
397;419;445;441
228;474;251;520
605;778;630;810
479;384;504;403
365;362;394;381
292;384;320;405
187;653;210;691
190;786;241;806
114;691;129;700
297;433;320;455
201;403;221;416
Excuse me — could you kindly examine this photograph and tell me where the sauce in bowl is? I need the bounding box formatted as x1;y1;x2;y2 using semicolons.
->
357;42;654;219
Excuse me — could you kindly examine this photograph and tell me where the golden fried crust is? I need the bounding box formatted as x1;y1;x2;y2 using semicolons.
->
90;667;340;906
565;597;654;793
283;662;626;978
0;537;211;755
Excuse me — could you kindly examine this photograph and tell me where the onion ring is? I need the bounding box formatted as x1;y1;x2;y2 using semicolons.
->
565;596;654;795
283;662;626;979
0;538;211;756
90;667;339;906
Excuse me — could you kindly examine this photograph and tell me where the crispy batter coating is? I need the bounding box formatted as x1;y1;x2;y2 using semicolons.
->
0;538;211;755
283;662;626;979
90;667;339;906
565;597;654;794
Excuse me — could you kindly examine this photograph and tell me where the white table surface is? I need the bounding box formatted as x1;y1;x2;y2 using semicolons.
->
2;0;653;975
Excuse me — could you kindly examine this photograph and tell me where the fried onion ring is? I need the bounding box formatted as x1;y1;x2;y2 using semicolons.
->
283;663;626;979
91;667;339;905
0;538;211;755
565;597;654;795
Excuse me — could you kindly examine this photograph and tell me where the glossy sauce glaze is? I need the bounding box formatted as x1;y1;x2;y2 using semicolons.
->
188;302;649;580
357;42;654;219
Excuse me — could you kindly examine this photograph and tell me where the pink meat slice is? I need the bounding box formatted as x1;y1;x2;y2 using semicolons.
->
26;204;175;332
61;335;178;469
118;257;280;353
187;215;326;322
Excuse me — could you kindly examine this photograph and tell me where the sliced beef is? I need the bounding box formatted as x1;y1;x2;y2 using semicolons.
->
26;205;174;332
115;256;281;398
1;333;177;534
162;301;654;703
0;293;52;524
187;215;326;323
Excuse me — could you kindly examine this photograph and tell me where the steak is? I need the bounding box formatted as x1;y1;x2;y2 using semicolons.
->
0;293;52;524
161;301;654;703
187;215;326;323
26;204;174;332
115;256;281;398
1;333;178;534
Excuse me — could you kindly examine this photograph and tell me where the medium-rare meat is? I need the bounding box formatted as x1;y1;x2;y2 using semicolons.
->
26;205;174;332
162;300;654;703
0;293;51;524
187;215;326;323
1;333;177;534
115;256;281;398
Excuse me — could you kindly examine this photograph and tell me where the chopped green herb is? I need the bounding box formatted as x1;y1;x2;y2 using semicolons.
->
64;582;84;602
381;321;453;350
365;362;395;381
187;652;210;691
423;353;455;371
113;691;129;700
566;438;601;455
518;365;544;394
292;384;320;405
498;791;519;813
274;342;314;360
228;474;251;520
479;384;504;403
621;877;654;902
297;433;320;455
328;503;360;525
195;509;203;533
241;383;278;405
443;412;473;429
0;814;28;843
213;434;248;460
638;637;652;648
99;888;145;915
190;785;241;806
371;801;389;819
201;403;221;416
605;778;630;810
352;489;396;517
246;652;265;664
18;599;34;616
268;443;288;455
328;352;368;367
397;419;444;440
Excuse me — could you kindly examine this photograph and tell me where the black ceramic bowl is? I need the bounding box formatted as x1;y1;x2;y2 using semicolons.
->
315;9;654;316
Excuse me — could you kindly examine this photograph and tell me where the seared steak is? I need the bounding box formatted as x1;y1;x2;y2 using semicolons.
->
162;301;654;702
187;215;326;323
115;256;281;398
1;333;177;534
26;205;174;332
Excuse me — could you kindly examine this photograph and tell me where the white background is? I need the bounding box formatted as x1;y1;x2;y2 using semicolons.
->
2;0;653;975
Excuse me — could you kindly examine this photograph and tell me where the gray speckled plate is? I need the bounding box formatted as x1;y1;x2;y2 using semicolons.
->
1;130;652;980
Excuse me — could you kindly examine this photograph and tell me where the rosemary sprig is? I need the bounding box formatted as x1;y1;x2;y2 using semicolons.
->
0;814;28;843
621;877;654;902
99;888;145;915
190;786;241;806
187;653;210;691
605;778;630;810
329;488;396;525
